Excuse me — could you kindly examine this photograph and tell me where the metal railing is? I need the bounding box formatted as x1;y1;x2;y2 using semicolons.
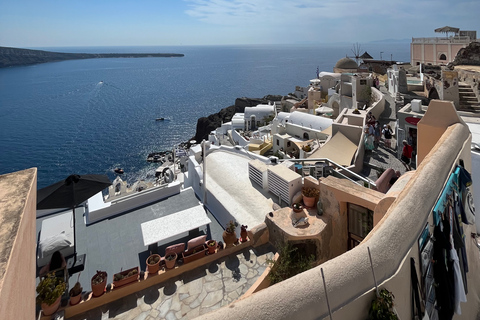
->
278;157;376;188
411;36;471;44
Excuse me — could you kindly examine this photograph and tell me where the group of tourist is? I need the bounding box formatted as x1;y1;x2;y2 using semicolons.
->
364;111;414;171
364;112;394;151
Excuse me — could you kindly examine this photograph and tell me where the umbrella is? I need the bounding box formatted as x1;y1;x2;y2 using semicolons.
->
37;174;111;264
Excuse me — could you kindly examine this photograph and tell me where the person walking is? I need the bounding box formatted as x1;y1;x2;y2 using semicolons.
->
401;140;413;171
382;124;393;149
374;121;381;148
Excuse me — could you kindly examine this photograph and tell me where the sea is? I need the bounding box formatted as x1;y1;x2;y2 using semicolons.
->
0;43;410;189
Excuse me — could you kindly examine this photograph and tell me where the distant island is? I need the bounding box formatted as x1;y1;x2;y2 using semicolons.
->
0;46;184;68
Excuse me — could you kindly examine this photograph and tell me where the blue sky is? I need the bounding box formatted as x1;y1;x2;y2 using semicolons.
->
1;0;479;47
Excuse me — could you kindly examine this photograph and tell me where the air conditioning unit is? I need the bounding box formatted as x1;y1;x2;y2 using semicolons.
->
411;99;422;113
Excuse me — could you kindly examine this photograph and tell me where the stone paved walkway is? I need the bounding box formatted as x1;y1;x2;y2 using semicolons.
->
68;244;275;320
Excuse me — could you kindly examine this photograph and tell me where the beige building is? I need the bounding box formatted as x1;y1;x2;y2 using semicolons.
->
411;28;477;66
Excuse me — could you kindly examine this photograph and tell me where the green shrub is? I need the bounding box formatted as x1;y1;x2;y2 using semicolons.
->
267;242;315;285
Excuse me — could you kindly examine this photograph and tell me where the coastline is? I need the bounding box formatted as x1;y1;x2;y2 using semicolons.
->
0;46;184;68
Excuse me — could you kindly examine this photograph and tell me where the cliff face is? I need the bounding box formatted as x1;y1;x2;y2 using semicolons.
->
453;41;480;66
192;95;283;143
0;46;184;68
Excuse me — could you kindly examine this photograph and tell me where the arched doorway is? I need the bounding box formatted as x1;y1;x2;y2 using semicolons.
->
250;115;256;131
428;87;440;100
439;53;447;61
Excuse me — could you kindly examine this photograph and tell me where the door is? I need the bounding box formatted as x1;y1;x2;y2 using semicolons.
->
348;203;373;249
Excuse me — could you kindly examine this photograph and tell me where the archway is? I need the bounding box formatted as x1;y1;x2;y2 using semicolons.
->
439;53;447;61
428;87;440;100
250;115;256;131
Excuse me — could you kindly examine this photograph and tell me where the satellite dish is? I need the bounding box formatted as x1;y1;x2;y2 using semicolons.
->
163;168;174;183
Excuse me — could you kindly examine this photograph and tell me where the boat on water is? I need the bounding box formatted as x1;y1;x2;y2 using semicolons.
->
114;168;124;174
155;117;165;121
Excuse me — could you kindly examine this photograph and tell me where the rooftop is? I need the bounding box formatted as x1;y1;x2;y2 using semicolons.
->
35;188;225;293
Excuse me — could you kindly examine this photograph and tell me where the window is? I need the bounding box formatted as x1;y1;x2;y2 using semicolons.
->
360;79;367;85
276;139;279;146
287;141;291;147
348;203;373;249
439;53;447;61
303;132;309;139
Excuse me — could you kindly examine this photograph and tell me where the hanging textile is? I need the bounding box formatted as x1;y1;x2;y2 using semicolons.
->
450;248;467;314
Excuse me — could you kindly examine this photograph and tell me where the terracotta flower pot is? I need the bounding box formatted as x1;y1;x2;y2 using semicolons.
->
303;195;316;208
69;292;82;306
41;296;61;316
91;271;107;297
240;225;248;243
165;253;177;269
223;230;237;248
146;254;161;274
206;240;217;254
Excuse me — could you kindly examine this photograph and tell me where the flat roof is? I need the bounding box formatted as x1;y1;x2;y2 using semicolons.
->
36;188;224;290
205;151;274;228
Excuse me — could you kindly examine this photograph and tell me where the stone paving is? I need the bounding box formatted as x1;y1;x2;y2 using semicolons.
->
68;244;275;320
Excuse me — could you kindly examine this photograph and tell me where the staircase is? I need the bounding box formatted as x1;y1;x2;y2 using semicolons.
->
458;82;480;112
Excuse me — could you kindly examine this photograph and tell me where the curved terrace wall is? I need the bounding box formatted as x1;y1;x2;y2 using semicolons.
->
201;122;480;319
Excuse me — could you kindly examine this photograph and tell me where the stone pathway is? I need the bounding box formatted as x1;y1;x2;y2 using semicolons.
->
68;245;274;320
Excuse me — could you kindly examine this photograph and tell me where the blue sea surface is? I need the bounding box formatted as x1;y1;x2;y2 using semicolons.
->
0;44;409;188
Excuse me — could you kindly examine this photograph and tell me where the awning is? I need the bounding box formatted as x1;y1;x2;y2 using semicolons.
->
434;26;459;34
306;131;357;166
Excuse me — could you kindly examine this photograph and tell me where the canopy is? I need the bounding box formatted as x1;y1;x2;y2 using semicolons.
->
306;132;357;166
434;26;459;35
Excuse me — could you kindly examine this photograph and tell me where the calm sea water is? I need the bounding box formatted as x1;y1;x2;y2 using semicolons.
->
0;44;409;188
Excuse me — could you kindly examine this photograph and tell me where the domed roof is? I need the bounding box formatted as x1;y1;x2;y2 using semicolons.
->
335;57;358;69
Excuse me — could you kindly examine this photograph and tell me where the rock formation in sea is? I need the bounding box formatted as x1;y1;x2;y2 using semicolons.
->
191;95;283;143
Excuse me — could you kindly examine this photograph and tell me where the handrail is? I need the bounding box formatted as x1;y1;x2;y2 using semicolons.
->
278;157;376;188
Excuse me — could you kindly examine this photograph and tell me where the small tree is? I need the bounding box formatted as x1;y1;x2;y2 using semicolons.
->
360;86;373;108
267;242;315;285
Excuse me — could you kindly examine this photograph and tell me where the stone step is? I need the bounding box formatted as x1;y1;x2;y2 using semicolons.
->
459;92;476;97
459;101;479;106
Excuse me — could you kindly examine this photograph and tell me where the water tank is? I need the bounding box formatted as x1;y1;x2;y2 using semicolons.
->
411;99;422;113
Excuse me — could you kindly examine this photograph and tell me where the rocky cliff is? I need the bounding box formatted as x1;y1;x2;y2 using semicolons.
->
191;95;283;143
452;41;480;66
0;46;184;68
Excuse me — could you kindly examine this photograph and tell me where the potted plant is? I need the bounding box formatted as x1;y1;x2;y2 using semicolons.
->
292;202;303;213
69;280;83;306
222;220;238;248
113;267;139;288
165;252;177;269
206;240;217;254
368;288;398;320
36;273;66;316
302;187;319;208
91;270;107;297
240;225;248;242
146;254;161;274
182;244;207;263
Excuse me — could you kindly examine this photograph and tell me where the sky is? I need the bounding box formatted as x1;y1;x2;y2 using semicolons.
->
1;0;480;48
